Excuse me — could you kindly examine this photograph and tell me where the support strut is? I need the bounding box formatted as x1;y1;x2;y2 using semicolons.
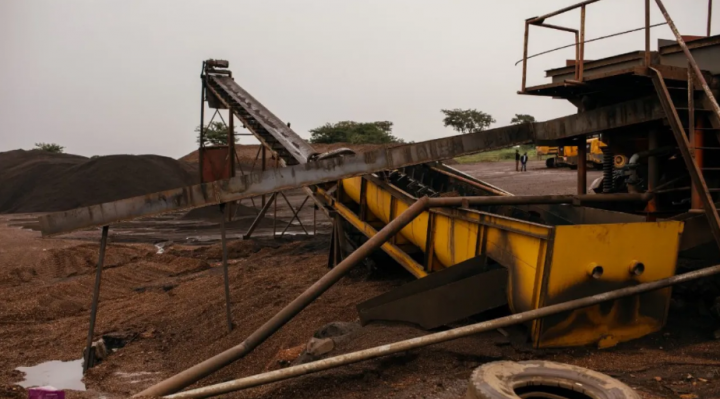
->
83;225;109;374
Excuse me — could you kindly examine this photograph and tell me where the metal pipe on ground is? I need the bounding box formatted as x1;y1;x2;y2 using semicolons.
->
426;193;652;208
83;225;109;374
165;264;720;399
134;196;431;398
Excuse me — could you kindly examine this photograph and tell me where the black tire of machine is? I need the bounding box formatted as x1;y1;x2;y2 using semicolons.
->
545;158;555;168
466;360;639;399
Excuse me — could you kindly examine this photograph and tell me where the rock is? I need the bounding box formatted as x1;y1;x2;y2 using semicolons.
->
313;321;360;340
306;337;335;357
654;376;662;382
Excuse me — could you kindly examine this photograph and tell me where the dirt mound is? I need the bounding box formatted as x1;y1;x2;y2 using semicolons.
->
0;150;197;214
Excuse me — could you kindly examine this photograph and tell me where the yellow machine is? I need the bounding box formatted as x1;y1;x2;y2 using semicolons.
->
318;170;684;348
542;138;606;169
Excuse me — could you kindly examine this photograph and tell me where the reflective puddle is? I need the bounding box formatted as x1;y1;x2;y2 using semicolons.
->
16;359;86;391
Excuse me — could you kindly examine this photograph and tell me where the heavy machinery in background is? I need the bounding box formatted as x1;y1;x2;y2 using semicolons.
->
35;1;720;397
539;137;607;169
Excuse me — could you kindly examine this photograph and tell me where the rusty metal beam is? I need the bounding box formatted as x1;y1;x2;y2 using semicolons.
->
651;68;720;251
243;192;277;239
534;96;665;143
528;0;601;24
655;0;720;127
38;123;534;237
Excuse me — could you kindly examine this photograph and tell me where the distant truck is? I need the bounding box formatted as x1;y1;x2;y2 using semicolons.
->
538;137;606;169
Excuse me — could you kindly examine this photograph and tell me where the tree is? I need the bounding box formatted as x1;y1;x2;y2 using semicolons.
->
309;121;402;144
511;114;536;124
441;109;495;134
34;143;64;153
196;121;240;146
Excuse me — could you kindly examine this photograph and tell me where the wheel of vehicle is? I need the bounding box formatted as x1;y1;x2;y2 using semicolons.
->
569;164;578;170
467;360;639;399
545;158;555;168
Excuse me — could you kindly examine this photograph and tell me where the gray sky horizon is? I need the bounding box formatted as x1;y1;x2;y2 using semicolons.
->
1;0;715;159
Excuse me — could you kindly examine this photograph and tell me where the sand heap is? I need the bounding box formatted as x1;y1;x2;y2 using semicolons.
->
0;150;197;213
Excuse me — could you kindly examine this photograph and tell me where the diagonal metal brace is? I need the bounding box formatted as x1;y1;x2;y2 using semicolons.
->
651;68;720;251
280;194;309;236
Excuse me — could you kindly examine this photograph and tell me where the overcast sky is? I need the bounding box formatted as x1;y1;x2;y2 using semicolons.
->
0;1;715;159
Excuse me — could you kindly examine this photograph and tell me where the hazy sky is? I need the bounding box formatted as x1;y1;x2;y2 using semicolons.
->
1;1;715;159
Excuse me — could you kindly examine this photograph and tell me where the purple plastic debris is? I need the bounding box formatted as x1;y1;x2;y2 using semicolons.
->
28;387;65;399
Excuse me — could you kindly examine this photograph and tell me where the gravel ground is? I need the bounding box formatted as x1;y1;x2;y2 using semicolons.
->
454;160;603;196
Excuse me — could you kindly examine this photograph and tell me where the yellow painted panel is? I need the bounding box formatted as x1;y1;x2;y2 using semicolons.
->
534;221;684;348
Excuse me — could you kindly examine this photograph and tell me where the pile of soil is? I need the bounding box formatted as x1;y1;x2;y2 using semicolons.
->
0;150;197;214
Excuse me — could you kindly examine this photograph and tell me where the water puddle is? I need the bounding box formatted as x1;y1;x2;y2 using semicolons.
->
15;359;86;391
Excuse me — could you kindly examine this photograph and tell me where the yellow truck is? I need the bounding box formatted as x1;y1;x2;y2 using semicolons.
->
539;137;606;169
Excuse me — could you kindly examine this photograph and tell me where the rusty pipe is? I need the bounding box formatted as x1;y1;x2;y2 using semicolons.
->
426;193;652;208
164;264;720;399
645;0;651;66
528;0;601;24
135;196;431;398
577;136;587;195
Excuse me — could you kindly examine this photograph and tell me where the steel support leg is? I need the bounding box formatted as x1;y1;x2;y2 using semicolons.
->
219;204;233;332
577;135;587;195
83;225;109;374
243;193;277;239
261;146;267;207
647;128;659;219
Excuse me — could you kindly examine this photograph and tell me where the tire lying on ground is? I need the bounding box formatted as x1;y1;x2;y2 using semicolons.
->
467;360;639;399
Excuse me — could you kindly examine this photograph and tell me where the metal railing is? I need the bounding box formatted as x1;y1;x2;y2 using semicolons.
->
520;0;714;92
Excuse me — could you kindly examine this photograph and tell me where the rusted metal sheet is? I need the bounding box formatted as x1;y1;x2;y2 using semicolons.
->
200;147;232;182
38;123;534;236
357;259;508;329
533;96;665;144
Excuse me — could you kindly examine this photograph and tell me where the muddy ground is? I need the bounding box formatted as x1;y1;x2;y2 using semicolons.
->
2;161;720;399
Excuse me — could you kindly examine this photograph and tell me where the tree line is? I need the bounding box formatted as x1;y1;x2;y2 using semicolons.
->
32;110;536;154
195;110;536;146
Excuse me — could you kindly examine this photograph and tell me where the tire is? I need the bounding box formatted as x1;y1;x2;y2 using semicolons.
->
569;164;578;170
545;158;555;168
467;360;639;399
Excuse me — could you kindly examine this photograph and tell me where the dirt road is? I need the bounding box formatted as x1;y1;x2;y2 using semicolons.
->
454;160;603;195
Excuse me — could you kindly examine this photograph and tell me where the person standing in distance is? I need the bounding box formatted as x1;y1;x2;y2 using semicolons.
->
515;149;520;172
521;152;528;172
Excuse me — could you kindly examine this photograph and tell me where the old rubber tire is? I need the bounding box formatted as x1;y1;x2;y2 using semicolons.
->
467;360;639;399
545;158;555;168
